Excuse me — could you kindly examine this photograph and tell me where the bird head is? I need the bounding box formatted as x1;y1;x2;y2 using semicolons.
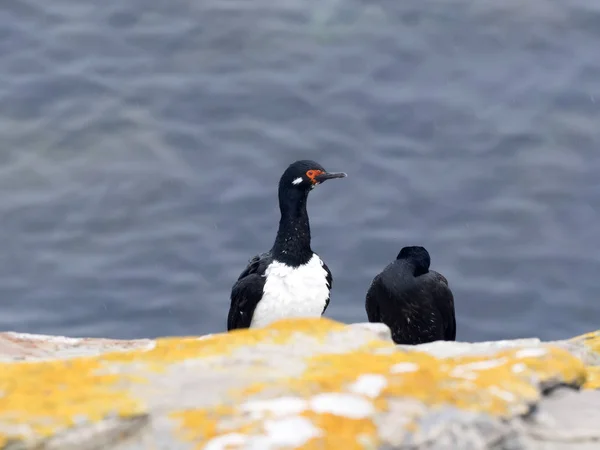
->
279;160;347;191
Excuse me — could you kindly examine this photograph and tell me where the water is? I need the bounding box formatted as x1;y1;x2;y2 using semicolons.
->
1;0;599;342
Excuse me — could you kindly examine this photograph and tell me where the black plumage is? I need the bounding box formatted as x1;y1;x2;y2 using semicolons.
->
365;246;456;345
227;252;272;330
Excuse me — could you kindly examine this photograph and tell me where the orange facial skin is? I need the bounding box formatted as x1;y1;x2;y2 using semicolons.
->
306;169;323;184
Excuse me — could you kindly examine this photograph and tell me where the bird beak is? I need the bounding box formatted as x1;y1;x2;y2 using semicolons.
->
315;171;347;183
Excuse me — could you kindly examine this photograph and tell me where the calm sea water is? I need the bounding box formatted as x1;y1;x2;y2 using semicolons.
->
0;0;599;342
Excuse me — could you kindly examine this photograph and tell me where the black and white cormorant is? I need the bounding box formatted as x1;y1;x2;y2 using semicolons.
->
227;160;347;331
365;246;456;345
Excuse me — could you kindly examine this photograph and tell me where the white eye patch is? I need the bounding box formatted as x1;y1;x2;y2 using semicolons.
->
292;177;303;185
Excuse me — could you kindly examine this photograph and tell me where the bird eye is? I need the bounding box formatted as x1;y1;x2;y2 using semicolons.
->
306;170;317;178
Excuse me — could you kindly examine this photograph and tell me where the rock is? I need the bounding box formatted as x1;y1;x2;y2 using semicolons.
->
0;331;155;362
518;388;600;450
397;338;544;358
348;322;394;343
0;318;598;449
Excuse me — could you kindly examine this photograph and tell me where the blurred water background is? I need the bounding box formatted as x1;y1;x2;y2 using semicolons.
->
1;0;599;341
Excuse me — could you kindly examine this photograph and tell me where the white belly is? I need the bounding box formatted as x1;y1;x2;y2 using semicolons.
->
250;254;330;328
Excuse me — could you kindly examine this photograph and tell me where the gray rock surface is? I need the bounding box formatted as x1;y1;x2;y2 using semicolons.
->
0;318;598;449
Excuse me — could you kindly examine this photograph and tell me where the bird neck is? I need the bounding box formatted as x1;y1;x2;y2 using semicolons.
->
398;259;429;277
272;187;312;267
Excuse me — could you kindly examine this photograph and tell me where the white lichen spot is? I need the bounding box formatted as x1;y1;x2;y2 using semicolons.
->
5;332;83;344
348;374;388;398
310;393;375;419
204;433;246;450
512;363;527;373
142;340;157;351
488;386;516;402
261;416;321;447
390;362;419;374
196;334;215;341
451;358;507;374
448;369;478;381
239;397;308;417
515;348;547;359
205;417;321;450
374;347;396;355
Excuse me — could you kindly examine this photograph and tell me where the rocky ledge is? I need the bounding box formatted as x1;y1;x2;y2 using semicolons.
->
0;319;599;450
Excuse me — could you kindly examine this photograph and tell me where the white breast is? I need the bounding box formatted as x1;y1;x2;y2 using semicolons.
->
250;254;330;328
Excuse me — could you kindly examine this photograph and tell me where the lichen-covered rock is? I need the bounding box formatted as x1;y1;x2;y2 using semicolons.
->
0;318;598;449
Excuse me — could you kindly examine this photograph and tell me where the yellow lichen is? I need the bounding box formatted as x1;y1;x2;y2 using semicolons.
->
583;367;600;390
169;320;589;449
571;330;600;355
0;318;595;449
170;398;379;450
568;330;600;390
171;406;239;444
300;411;378;450
103;317;348;368
0;318;347;446
288;345;585;416
0;357;145;447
